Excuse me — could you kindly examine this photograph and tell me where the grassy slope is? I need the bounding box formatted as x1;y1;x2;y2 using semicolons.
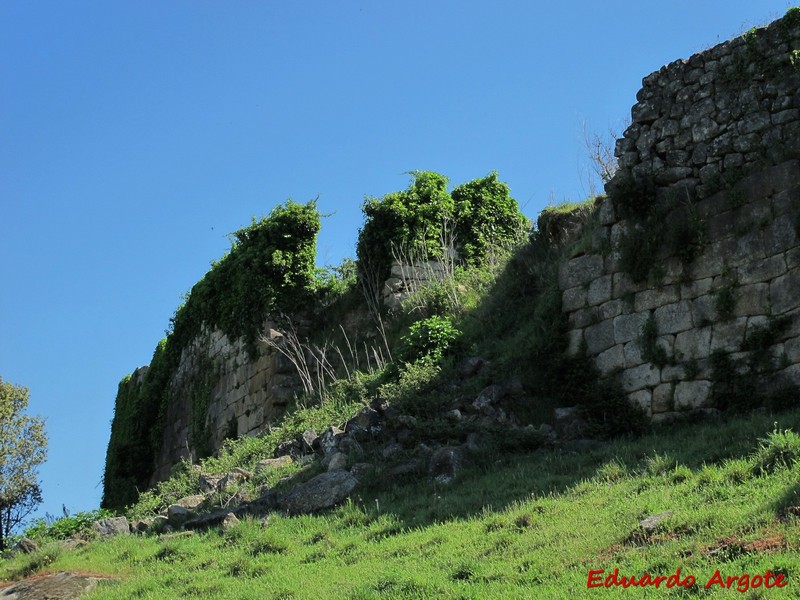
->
4;408;800;598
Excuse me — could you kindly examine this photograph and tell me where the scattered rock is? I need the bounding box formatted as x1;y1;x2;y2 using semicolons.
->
445;409;462;422
132;518;153;534
327;452;348;472
299;429;319;453
381;442;404;459
221;512;240;532
256;456;294;472
176;494;206;510
458;356;488;379
199;473;224;493
639;511;674;533
274;439;302;459
350;462;374;481
62;538;88;551
91;516;130;537
319;426;345;456
473;385;505;411
150;515;170;534
429;446;464;485
280;471;358;515
338;435;363;457
167;504;190;528
0;572;115;600
355;406;381;429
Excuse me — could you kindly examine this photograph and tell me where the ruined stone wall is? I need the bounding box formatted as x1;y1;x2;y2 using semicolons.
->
561;12;800;421
150;324;300;484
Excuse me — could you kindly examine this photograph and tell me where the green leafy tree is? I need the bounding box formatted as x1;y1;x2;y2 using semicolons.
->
0;377;47;551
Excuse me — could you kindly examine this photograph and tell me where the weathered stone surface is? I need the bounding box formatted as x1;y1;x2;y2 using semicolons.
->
327;452;348;472
281;472;358;515
92;516;130;537
628;389;652;417
652;383;674;413
639;511;674;533
559;255;604;289
167;504;191;527
429;446;465;485
634;286;679;312
319;426;345;456
614;312;650;345
221;512;240;533
15;538;38;554
738;255;786;284
710;317;747;352
588;275;613;306
624;341;645;368
674;380;712;410
620;364;660;392
771;269;800;314
562;286;587;312
732;283;769;317
596;344;625;374
585;320;615;355
654;301;693;334
674;327;712;361
566;329;584;356
0;572;115;599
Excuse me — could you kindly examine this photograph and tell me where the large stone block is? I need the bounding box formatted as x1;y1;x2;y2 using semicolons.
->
770;268;800;314
585;320;616;356
680;277;713;300
596;344;625;375
652;383;674;413
566;329;584;356
738;255;787;285
588;275;613;306
674;327;712;361
732;283;769;317
620;363;660;392
628;389;653;417
559;255;604;289
674;380;713;409
562;286;587;312
614;312;650;344
711;317;747;352
599;299;625;321
624;340;645;368
634;286;680;312
654;301;693;334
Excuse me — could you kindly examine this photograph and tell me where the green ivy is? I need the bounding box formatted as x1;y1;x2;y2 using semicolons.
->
102;201;321;511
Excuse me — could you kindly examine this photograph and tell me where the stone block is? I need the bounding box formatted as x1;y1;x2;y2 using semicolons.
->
731;283;769;317
674;327;712;361
770;268;800;314
691;294;716;325
620;363;660;392
634;286;679;312
764;216;799;256
784;336;800;362
737;255;786;285
654;301;693;334
690;243;726;279
566;329;584;356
628;389;652;417
559;255;604;289
612;272;641;300
599;299;625;321
614;311;650;345
674;380;713;409
624;340;644;368
680;277;713;300
562;286;587;312
585;320;615;356
711;317;747;352
652;383;674;413
786;247;800;270
596;344;625;374
588;275;613;306
731;230;766;265
598;197;616;225
569;307;599;329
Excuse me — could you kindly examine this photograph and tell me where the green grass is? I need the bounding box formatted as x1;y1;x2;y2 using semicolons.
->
4;408;800;598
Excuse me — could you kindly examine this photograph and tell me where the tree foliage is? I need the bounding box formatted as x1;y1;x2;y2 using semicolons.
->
0;377;47;551
356;171;527;285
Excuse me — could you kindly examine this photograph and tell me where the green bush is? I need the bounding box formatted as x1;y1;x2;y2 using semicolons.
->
25;509;112;541
399;316;461;364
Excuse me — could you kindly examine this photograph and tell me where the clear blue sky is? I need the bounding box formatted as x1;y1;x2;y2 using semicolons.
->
1;1;795;523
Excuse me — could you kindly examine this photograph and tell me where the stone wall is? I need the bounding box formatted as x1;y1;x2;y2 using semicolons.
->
150;323;301;484
561;11;800;421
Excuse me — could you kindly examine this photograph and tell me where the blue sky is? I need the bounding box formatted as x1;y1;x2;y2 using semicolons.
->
1;1;795;522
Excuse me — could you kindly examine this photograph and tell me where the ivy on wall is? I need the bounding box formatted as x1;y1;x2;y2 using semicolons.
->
102;201;321;510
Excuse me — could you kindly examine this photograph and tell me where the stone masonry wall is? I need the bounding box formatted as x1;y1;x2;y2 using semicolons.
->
561;12;800;422
150;323;300;484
